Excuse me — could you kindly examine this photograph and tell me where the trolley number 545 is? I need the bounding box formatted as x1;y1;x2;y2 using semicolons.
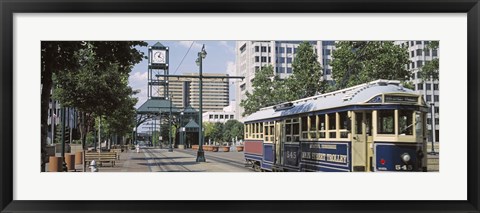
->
395;165;413;171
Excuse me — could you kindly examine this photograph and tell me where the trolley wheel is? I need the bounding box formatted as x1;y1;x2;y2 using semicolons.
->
253;162;261;172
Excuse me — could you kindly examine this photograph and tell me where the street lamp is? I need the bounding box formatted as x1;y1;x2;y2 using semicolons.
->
429;102;437;155
168;94;173;152
196;44;207;162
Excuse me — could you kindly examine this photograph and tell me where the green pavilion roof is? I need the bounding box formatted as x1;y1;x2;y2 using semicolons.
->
136;97;179;114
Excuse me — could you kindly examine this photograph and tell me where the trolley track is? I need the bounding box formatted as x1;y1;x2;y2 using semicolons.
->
143;148;193;172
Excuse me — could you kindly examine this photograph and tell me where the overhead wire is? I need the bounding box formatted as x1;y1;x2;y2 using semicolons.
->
173;41;195;75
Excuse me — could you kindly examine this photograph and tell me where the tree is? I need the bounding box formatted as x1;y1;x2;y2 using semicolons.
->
240;65;281;116
222;120;244;142
331;41;411;90
203;122;215;144
211;122;224;145
41;41;146;171
419;41;439;81
287;41;326;99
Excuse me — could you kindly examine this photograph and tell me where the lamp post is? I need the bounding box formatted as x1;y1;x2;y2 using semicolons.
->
195;45;207;162
429;102;437;155
168;94;173;152
180;111;184;149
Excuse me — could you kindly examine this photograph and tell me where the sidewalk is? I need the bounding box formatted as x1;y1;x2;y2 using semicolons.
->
79;149;150;172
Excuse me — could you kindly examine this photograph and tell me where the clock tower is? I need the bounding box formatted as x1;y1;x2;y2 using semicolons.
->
148;42;169;99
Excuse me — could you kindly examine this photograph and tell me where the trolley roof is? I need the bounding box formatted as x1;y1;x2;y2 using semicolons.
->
244;79;423;123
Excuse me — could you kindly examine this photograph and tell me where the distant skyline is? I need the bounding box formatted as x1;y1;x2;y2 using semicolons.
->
128;41;236;109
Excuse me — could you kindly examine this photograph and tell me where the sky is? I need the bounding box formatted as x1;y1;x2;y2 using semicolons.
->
128;41;237;109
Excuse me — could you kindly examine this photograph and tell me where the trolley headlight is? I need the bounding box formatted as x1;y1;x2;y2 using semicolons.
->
401;153;411;163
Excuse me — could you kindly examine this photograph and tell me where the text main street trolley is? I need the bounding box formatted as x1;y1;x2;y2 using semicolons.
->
243;80;428;172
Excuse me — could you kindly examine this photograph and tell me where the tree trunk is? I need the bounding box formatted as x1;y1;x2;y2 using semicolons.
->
41;52;54;172
80;112;86;150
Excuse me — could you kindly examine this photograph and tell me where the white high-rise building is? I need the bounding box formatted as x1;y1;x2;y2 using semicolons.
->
235;41;335;120
395;41;440;143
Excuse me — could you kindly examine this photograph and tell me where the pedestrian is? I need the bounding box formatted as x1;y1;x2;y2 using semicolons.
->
136;144;140;153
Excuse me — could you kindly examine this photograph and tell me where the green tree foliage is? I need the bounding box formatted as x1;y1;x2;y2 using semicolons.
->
211;122;224;145
287;41;325;99
40;41;146;171
222;120;244;142
203;122;215;143
240;65;281;116
419;41;439;81
331;41;411;90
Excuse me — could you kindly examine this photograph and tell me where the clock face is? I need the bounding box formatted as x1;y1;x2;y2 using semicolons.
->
151;50;166;64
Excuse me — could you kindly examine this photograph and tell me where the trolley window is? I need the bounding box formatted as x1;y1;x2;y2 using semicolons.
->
415;112;424;139
339;111;349;138
328;113;336;138
377;110;395;134
309;115;317;139
398;110;414;135
319;114;326;138
301;116;308;139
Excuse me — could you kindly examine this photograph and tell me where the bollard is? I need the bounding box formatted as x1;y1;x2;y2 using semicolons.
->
65;154;75;171
89;160;98;172
75;151;83;165
48;156;62;172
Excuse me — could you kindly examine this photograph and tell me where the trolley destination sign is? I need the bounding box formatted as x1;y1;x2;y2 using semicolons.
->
384;95;418;104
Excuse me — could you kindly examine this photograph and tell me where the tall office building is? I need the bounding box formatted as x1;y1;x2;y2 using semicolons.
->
395;41;440;142
235;40;335;120
163;73;229;113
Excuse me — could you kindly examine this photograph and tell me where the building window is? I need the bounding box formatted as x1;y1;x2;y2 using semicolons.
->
230;115;234;119
286;47;292;53
214;115;219;119
268;47;271;52
416;41;422;45
277;67;284;73
261;56;267;62
416;49;423;56
220;115;224;119
268;57;271;63
279;57;285;63
411;62;415;69
410;41;414;46
434;95;439;102
278;47;285;53
432;49;438;57
287;57;292;63
427;119;431;125
426;95;432;102
434;107;439;113
293;48;297;53
426;83;431;90
287;67;292;73
255;66;259;72
424;41;430;45
417;60;423;68
435;118;439;125
255;46;259;52
325;49;331;55
209;115;213;119
417;83;423;90
255;56;259;62
326;69;331;75
261;46;267;52
411;51;414;57
434;84;439;90
425;50;430;56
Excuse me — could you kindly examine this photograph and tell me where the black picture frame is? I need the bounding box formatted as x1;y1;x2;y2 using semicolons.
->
1;0;479;212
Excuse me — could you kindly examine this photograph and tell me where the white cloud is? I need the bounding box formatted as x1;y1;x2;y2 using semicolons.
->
218;41;235;54
178;41;203;49
129;71;149;109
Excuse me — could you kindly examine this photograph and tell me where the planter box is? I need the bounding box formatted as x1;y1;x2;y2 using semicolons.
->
211;146;219;152
236;146;244;152
192;145;199;150
220;146;230;152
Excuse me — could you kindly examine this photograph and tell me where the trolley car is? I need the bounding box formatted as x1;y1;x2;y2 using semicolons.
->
243;80;428;172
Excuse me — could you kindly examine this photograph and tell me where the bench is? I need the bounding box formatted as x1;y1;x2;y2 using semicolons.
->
110;149;122;159
84;152;118;167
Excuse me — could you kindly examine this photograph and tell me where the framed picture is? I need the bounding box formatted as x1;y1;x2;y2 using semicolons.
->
1;0;479;212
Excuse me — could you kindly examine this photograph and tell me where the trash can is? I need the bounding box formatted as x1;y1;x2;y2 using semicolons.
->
75;151;83;165
65;154;75;171
48;156;61;172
